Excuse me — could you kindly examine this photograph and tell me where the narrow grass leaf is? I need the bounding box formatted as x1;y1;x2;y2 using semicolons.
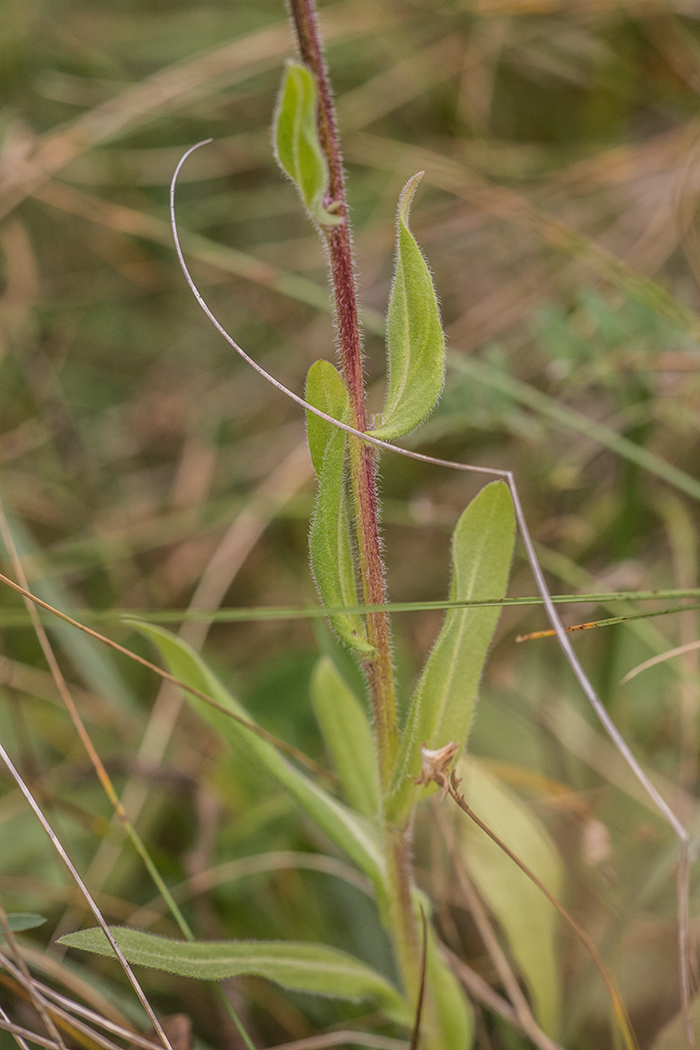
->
307;361;373;655
386;481;515;823
273;61;341;228
457;756;563;1036
311;656;379;818
372;173;445;440
58;927;409;1023
128;622;385;889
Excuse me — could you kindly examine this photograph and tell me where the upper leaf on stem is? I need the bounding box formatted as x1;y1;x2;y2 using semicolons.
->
273;60;342;229
373;173;446;441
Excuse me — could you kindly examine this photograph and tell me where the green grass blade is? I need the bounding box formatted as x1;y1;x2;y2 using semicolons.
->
129;621;385;889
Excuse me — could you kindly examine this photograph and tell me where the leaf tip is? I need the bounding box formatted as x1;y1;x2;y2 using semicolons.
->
398;172;425;226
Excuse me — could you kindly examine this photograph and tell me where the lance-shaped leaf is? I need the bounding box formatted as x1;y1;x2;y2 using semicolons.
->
2;914;45;937
311;656;379;819
372;173;445;441
456;756;563;1036
385;481;515;823
58;927;410;1024
273;60;341;228
128;622;385;890
306;361;373;655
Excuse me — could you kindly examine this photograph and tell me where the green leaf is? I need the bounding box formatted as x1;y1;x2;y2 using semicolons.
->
372;173;445;441
127;622;385;890
1;913;46;937
457;756;563;1036
423;918;473;1048
306;359;349;474
58;927;410;1023
311;656;379;819
306;362;373;655
273;60;341;228
386;481;515;823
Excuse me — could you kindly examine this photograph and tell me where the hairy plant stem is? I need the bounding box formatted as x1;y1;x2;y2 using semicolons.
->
287;0;421;1014
287;0;399;781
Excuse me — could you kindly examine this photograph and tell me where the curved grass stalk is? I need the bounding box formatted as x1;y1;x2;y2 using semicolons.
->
622;637;700;684
168;138;696;1050
169;143;689;841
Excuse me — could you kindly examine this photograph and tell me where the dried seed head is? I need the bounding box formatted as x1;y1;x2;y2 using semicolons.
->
415;741;460;797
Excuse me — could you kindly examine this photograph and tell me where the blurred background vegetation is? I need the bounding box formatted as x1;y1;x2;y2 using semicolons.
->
2;0;700;1047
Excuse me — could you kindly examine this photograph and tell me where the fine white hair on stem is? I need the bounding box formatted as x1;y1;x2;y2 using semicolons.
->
171;141;693;1048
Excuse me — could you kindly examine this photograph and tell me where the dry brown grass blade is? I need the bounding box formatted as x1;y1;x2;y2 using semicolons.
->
0;755;174;1050
0;1014;59;1050
0;0;402;222
81;438;313;895
15;945;137;1031
127;851;373;928
264;1034;408;1050
432;801;563;1050
0;917;66;1050
0;569;334;783
0;508;176;1050
621;638;700;685
343;131;700;341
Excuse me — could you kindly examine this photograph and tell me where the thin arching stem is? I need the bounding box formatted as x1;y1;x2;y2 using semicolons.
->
170;142;694;1049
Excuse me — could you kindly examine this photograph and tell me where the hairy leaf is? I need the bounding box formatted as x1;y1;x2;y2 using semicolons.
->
273;61;341;228
386;481;515;823
306;359;349;473
306;361;373;655
372;173;445;440
456;756;563;1036
58;927;409;1022
311;656;379;818
128;622;384;889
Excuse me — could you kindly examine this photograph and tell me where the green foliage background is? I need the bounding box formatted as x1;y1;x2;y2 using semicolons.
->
2;0;700;1047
